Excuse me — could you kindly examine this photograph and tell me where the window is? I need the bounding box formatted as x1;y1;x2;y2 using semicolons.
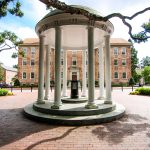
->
22;47;27;57
114;47;118;55
122;59;126;66
72;60;76;66
31;60;35;66
72;51;77;55
86;72;88;78
114;59;118;66
72;57;77;66
61;72;63;78
61;59;63;65
114;72;118;79
61;51;63;56
22;72;26;79
122;72;126;79
31;72;34;79
31;47;35;58
122;47;126;55
22;59;27;66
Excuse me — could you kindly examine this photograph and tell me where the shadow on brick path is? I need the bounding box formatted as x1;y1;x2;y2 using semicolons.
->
24;127;79;150
92;114;150;145
0;108;58;147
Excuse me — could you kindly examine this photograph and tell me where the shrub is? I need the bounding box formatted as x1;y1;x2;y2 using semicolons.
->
130;91;140;95
14;79;20;86
129;77;135;86
0;89;8;96
135;87;150;96
7;91;13;96
112;82;128;87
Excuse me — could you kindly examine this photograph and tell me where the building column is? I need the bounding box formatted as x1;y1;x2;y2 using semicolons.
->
51;26;62;109
85;26;98;109
81;49;87;97
44;45;50;100
37;35;45;104
62;49;68;97
104;34;112;104
98;45;105;100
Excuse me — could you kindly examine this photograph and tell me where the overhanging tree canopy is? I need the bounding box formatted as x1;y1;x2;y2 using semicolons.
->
0;0;23;56
0;0;23;18
40;0;150;43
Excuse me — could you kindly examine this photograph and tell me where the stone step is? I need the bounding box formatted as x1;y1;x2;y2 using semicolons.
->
24;102;125;126
33;101;116;116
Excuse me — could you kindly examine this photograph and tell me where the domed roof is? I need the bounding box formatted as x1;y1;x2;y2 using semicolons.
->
42;5;103;20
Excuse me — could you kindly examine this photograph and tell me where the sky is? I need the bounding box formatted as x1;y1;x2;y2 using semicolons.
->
0;0;150;67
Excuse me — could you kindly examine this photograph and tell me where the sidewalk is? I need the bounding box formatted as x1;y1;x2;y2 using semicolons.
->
0;89;150;150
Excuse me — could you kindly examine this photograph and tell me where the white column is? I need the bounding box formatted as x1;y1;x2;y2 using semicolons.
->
85;26;98;109
104;34;112;104
37;35;45;104
51;26;62;109
81;49;87;97
44;45;50;100
62;49;68;97
98;45;105;99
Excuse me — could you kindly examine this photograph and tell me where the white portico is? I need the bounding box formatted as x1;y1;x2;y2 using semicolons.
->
24;3;125;125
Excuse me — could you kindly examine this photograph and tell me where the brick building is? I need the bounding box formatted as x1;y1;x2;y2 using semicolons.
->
0;61;17;85
18;38;132;85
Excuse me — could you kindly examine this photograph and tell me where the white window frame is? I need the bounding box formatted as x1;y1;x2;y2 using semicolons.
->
72;51;77;55
114;59;118;66
122;72;127;79
122;47;126;55
30;72;35;79
86;72;88;78
22;72;27;79
30;59;35;66
61;72;63;78
114;72;119;79
31;47;35;58
114;47;118;55
61;58;63;65
22;47;27;57
22;59;27;66
122;59;126;66
72;57;77;66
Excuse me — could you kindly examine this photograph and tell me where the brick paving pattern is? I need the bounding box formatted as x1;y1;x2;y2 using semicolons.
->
0;89;150;150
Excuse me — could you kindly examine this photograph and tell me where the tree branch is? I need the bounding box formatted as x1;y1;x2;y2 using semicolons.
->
46;0;150;42
0;46;17;52
0;43;6;49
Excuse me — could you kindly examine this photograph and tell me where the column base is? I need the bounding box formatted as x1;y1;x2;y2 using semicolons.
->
104;100;112;104
97;96;105;100
85;103;98;109
36;100;45;104
44;96;49;100
81;94;86;97
51;104;61;109
62;93;68;97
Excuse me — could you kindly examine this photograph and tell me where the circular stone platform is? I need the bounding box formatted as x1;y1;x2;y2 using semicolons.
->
23;100;125;125
61;97;88;103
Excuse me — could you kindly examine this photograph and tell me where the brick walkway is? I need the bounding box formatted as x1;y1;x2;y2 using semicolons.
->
0;89;150;150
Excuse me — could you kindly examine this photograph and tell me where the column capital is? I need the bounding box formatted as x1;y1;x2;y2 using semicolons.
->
55;26;62;30
87;25;94;30
104;34;111;38
39;34;45;38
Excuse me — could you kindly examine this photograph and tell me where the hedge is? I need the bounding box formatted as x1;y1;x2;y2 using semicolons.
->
0;89;8;96
130;87;150;96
